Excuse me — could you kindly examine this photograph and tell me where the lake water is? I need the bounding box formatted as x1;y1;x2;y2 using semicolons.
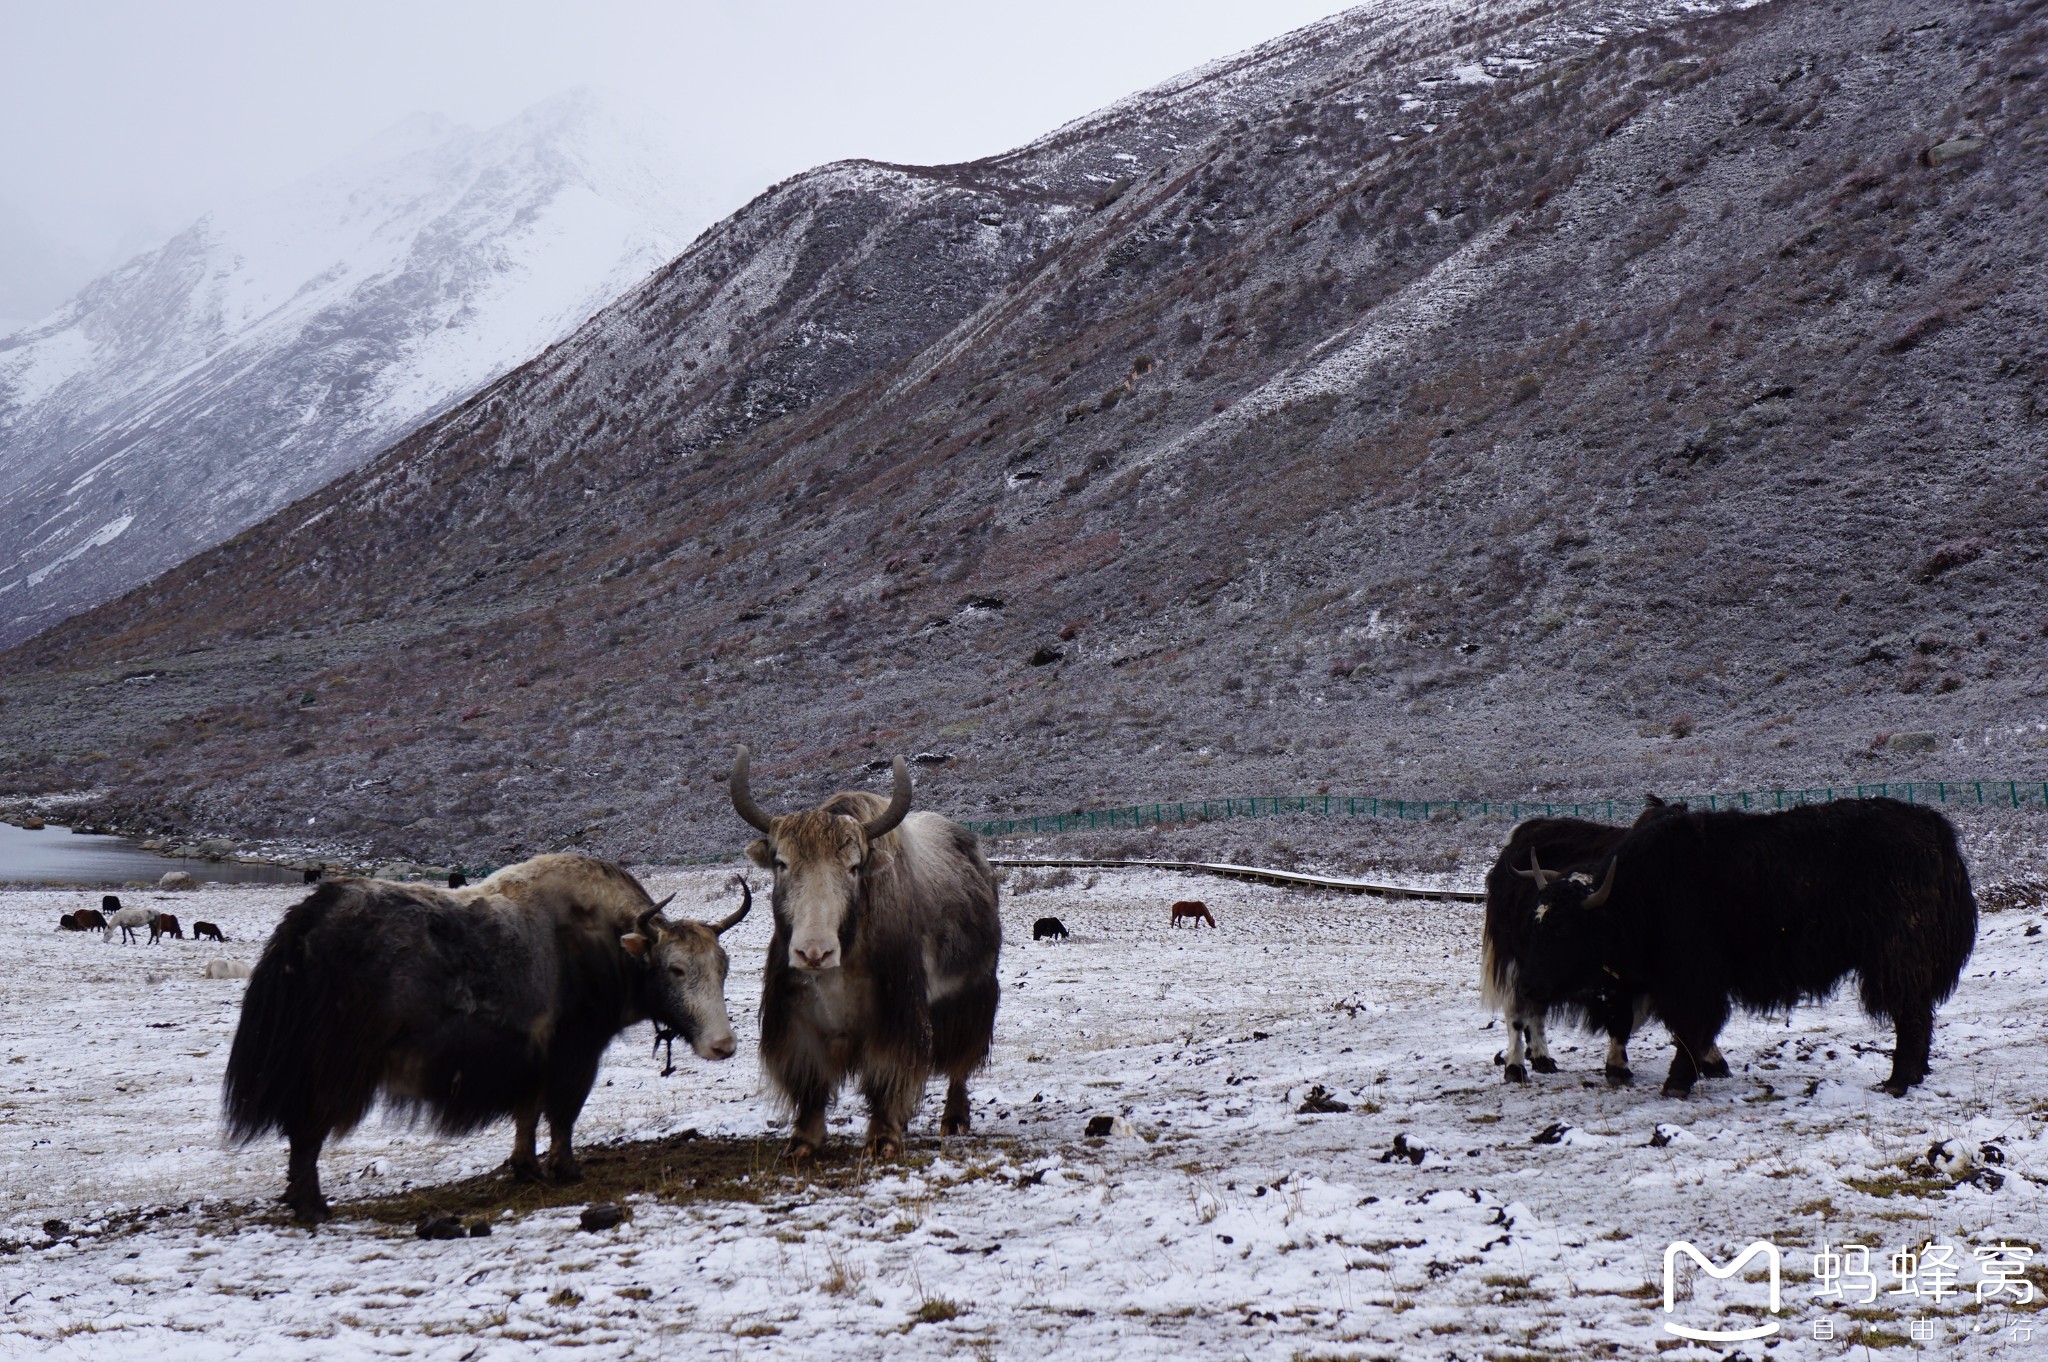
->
0;821;306;886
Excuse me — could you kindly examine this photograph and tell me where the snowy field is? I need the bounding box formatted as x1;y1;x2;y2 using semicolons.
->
1;867;2043;1360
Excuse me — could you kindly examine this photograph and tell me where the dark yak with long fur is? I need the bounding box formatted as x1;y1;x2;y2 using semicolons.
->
729;745;1001;1159
223;854;749;1222
1523;798;1976;1098
1481;796;1726;1087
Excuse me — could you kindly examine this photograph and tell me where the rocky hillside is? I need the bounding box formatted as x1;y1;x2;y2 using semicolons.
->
0;91;718;649
2;0;2044;869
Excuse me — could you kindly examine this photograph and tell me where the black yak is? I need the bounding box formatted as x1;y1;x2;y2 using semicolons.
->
224;855;749;1222
1032;917;1070;941
729;745;1001;1160
1482;798;1725;1086
1524;798;1975;1098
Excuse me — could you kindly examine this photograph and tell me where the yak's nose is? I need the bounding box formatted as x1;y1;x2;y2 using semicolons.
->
702;1034;737;1062
792;942;840;970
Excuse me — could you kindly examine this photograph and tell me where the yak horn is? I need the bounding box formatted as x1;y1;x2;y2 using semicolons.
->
715;877;752;934
637;892;677;936
1580;860;1618;910
728;744;772;831
861;756;913;841
1515;850;1558;888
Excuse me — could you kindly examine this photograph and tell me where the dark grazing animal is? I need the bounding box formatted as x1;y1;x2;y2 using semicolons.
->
447;871;468;889
193;921;228;943
224;854;748;1222
1032;916;1070;941
1524;798;1975;1098
69;908;108;933
57;912;87;931
1170;900;1215;928
302;868;323;885
150;913;185;943
730;744;1001;1160
1482;798;1724;1087
102;894;122;914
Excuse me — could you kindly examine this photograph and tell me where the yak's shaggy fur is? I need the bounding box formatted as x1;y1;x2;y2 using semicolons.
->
736;754;1001;1159
223;854;743;1222
1525;798;1976;1098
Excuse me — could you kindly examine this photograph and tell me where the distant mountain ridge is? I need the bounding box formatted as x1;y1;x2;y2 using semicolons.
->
0;89;719;647
3;0;2044;871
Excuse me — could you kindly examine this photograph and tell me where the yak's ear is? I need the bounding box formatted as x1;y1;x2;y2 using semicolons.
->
745;838;774;869
619;932;652;957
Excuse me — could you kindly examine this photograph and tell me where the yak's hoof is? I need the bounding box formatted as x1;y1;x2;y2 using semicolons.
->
285;1195;332;1225
941;1115;971;1137
548;1159;584;1185
507;1157;548;1184
864;1135;903;1160
1529;1056;1558;1075
1503;1063;1528;1084
1701;1057;1732;1079
1604;1066;1634;1088
785;1139;818;1164
1879;1076;1917;1098
1660;1080;1694;1099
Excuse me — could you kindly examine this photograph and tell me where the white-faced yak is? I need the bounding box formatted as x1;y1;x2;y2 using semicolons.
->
224;854;749;1222
1523;798;1975;1098
1481;797;1727;1087
728;745;1001;1160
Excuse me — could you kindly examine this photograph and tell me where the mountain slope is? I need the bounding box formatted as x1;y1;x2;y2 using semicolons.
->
0;91;718;648
3;0;2044;867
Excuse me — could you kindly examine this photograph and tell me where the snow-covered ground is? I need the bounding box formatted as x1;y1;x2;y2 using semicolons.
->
1;866;2043;1359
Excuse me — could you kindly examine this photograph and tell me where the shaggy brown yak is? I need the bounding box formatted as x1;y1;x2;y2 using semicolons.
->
730;746;1001;1160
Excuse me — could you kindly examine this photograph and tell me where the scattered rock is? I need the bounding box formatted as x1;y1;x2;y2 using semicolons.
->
1297;1084;1351;1114
158;871;197;891
415;1213;466;1240
194;838;235;859
1925;135;1988;167
42;1219;68;1238
1378;1133;1427;1165
1027;644;1064;667
468;1220;493;1237
579;1203;630;1232
1886;731;1939;754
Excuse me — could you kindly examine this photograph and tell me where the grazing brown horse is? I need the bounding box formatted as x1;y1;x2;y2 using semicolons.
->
1170;900;1216;928
193;921;228;942
150;913;185;943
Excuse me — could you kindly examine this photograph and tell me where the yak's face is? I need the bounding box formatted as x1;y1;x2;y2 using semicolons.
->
747;811;867;972
626;922;737;1061
1523;872;1610;997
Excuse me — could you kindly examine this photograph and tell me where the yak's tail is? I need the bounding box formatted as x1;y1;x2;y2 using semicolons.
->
223;883;381;1144
1929;818;1978;1007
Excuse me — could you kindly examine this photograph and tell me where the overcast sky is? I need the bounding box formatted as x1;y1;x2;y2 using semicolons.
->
0;0;1355;311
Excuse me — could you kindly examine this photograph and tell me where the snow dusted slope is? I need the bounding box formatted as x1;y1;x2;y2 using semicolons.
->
0;90;717;648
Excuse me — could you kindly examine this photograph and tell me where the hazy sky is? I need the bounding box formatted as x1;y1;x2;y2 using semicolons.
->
0;0;1355;309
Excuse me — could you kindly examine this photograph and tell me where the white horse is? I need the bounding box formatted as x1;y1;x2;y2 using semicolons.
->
106;903;155;944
